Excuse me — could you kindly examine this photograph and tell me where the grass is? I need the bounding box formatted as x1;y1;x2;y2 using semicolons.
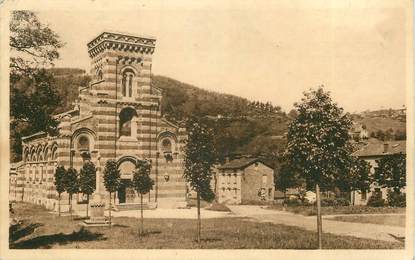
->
9;202;403;249
331;215;405;227
268;204;406;216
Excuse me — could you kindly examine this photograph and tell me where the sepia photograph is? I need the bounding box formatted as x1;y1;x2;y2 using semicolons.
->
0;0;413;259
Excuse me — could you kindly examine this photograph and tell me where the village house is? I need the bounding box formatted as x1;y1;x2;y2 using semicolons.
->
213;157;275;204
351;139;406;205
9;32;188;210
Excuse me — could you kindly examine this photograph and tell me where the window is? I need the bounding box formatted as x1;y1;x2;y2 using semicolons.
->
262;175;267;185
161;139;172;153
361;191;367;200
119;107;138;137
78;136;90;151
40;165;44;183
97;70;103;81
121;69;135;97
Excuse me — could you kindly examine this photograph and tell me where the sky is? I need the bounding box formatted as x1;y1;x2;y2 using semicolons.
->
35;1;408;113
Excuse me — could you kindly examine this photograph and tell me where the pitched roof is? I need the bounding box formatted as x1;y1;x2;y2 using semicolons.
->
218;157;270;170
353;140;406;157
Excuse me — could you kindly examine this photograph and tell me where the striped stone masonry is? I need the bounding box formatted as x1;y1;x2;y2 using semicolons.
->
10;32;188;210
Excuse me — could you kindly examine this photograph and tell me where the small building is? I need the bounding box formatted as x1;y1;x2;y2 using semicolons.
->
214;157;274;204
351;140;406;205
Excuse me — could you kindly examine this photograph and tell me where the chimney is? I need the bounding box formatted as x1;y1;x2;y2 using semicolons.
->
383;143;389;153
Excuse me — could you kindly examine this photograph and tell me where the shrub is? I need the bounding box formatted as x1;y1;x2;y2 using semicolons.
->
387;190;406;207
367;193;385;207
284;198;302;207
334;197;350;206
320;198;349;207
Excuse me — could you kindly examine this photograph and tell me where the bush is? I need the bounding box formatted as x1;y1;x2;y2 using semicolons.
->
387;190;406;207
284;198;302;207
320;197;350;207
367;193;385;207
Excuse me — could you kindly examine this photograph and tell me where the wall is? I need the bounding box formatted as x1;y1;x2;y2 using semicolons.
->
241;163;274;204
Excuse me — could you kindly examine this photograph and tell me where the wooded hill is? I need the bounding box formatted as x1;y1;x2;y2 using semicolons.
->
21;68;404;166
49;68;290;167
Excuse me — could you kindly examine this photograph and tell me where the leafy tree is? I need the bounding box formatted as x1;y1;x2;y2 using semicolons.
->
54;165;66;217
79;162;97;218
132;160;154;235
65;167;80;219
335;157;371;205
285;87;353;248
10;11;64;162
275;162;301;200
10;11;63;75
373;153;406;193
103;159;121;225
183;117;216;244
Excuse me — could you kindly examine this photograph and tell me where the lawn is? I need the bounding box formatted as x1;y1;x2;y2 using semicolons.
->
268;204;406;216
9;202;403;249
331;215;405;227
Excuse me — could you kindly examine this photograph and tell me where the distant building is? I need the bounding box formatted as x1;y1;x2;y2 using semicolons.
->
350;123;369;141
213;157;274;204
351;140;406;205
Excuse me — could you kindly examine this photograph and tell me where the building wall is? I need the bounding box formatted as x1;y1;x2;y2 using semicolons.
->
241;163;274;204
216;169;242;204
351;156;405;206
10;33;187;210
216;162;275;205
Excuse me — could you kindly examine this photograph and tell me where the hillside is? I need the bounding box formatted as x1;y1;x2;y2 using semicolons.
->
48;69;290;167
11;68;406;165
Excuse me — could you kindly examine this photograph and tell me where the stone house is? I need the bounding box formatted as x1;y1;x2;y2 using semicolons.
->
213;157;274;204
351;140;406;205
9;32;188;210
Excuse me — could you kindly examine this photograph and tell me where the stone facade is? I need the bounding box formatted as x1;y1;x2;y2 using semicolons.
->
10;32;187;210
351;140;406;206
214;158;274;204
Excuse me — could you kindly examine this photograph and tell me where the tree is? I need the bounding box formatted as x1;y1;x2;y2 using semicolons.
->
65;167;80;219
285;87;353;249
373;153;406;193
10;11;64;162
79;162;97;218
132;160;154;235
54;165;66;217
10;11;63;75
103;159;121;225
183;117;216;244
335;157;371;205
275;162;301;200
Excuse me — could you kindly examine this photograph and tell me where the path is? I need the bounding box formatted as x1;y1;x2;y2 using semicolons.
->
227;205;405;243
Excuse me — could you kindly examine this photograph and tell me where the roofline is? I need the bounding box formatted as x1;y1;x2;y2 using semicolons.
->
87;31;157;47
21;131;47;141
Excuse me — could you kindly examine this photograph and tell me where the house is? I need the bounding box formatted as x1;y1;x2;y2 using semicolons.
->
351;140;406;205
213;157;275;204
9;32;188;210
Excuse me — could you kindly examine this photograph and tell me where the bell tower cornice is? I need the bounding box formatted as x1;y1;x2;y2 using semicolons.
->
87;31;156;58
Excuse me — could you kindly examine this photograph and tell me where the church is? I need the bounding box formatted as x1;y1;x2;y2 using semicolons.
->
10;32;188;210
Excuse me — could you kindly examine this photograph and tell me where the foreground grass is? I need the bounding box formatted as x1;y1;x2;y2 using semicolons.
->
332;215;405;227
10;202;403;249
268;204;406;216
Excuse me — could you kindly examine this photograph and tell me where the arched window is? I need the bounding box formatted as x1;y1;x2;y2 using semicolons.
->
161;139;172;153
97;70;103;81
78;135;90;151
121;68;135;97
51;147;58;161
119;107;138;137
